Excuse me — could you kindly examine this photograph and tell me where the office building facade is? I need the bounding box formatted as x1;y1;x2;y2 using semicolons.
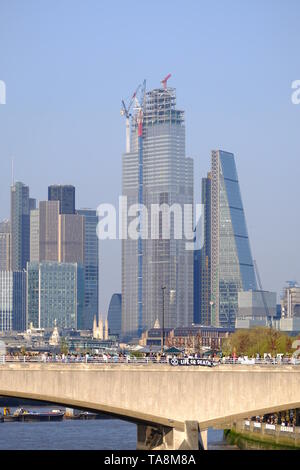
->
48;185;75;214
30;201;61;262
238;290;276;318
77;209;99;329
235;290;276;328
0;271;26;332
10;182;30;270
30;201;85;265
210;150;257;328
0;220;11;271
122;82;194;339
29;198;36;211
27;261;84;329
107;293;122;337
59;214;85;264
30;209;40;262
39;201;60;261
281;284;300;318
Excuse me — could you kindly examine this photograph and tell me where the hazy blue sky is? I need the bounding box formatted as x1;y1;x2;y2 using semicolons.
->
0;0;299;312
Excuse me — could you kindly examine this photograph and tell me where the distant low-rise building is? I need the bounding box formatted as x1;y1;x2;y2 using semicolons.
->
281;285;300;318
278;317;300;333
235;290;277;329
140;322;233;351
276;284;300;333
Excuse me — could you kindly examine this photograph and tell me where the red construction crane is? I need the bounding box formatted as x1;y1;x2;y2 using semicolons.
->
161;73;172;89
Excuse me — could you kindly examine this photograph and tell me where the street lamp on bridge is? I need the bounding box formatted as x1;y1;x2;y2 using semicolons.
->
161;286;176;354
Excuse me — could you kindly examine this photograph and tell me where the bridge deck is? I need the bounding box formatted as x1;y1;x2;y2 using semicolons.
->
0;364;300;431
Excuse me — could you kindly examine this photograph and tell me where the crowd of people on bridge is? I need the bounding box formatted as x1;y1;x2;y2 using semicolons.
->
1;350;299;365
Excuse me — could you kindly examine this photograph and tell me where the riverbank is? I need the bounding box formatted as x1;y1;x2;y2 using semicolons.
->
224;427;300;450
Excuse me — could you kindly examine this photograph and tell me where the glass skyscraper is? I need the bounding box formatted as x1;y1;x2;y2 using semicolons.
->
194;173;211;326
0;220;11;271
48;185;75;214
107;293;122;337
27;261;84;329
0;271;26;332
122;82;194;339
10;182;30;271
77;209;99;329
210;150;257;327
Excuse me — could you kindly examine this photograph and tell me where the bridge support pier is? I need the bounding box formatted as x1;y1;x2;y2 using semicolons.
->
137;421;206;450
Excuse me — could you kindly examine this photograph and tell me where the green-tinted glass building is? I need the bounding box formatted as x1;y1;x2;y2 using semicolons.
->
27;261;84;329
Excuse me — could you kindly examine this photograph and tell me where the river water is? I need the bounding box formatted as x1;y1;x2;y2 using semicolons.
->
0;407;236;450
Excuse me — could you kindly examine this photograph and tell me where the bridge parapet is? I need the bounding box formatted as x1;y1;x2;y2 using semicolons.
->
1;364;300;450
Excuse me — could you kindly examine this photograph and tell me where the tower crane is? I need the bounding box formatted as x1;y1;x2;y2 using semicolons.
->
120;84;141;153
135;80;146;335
285;280;298;288
161;73;172;89
123;79;147;335
253;259;272;327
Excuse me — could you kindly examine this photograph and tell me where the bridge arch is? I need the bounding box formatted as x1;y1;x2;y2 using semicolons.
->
1;363;300;449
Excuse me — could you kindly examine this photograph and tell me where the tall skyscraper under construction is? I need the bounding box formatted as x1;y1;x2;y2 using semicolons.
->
121;77;194;339
210;150;257;327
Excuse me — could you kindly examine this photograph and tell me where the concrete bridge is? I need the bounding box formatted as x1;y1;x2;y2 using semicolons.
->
1;363;300;450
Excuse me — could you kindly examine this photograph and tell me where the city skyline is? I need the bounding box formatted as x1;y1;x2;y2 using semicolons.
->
0;0;300;314
1;1;300;457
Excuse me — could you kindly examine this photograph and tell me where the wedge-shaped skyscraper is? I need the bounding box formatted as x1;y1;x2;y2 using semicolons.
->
210;150;257;328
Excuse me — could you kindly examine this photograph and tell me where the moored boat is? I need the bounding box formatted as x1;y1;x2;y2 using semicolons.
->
3;407;65;422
